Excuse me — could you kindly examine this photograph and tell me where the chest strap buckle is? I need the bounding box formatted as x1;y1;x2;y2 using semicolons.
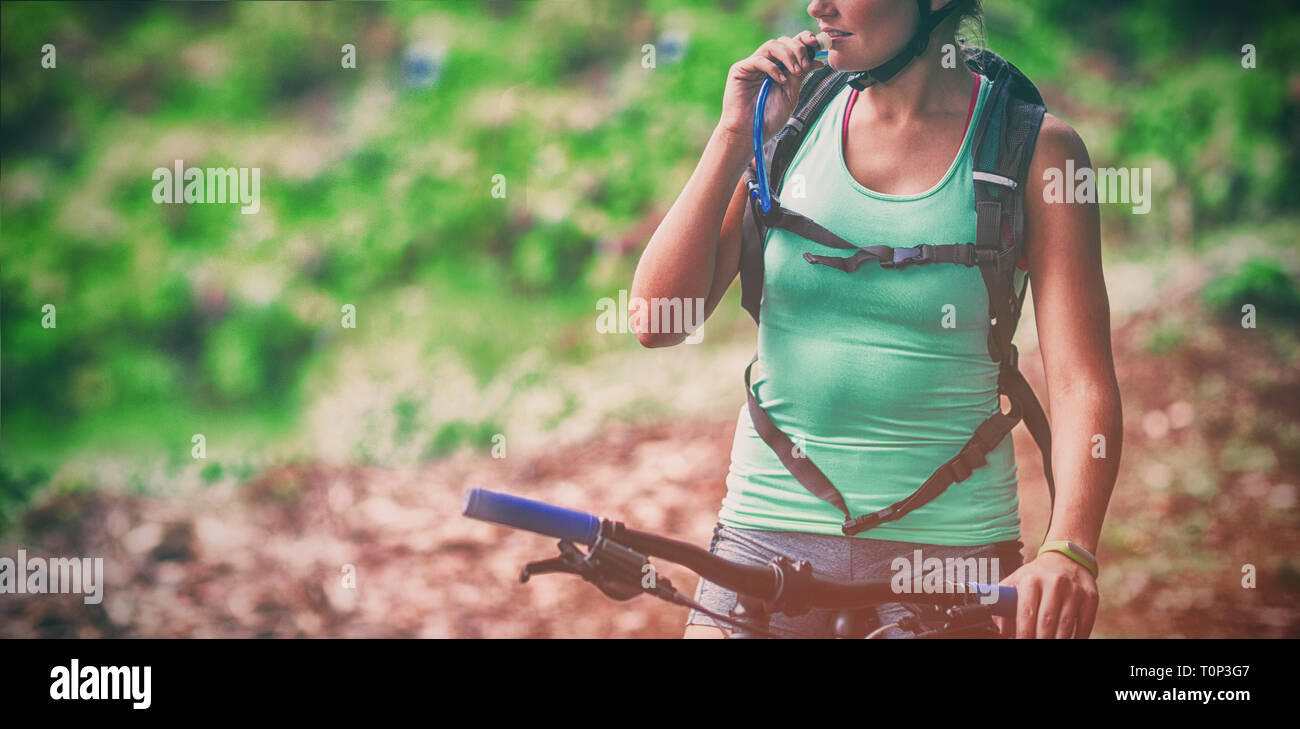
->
881;244;931;269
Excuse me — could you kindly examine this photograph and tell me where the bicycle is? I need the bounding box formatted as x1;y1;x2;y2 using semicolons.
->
462;488;1018;639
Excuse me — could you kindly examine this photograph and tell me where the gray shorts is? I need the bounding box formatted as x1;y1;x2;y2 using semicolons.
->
685;522;1024;638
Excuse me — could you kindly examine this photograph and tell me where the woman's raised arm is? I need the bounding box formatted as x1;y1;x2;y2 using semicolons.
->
631;32;826;347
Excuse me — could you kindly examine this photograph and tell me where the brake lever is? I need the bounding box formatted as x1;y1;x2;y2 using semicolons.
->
520;539;667;602
520;550;582;581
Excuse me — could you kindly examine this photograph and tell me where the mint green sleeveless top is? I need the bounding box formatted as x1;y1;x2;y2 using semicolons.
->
719;75;1024;545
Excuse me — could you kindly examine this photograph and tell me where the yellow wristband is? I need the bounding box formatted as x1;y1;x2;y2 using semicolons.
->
1037;540;1098;578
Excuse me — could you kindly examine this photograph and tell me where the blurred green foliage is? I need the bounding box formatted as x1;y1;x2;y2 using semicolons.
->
423;420;503;461
0;464;50;534
1143;320;1188;356
1;1;1298;504
988;0;1300;231
1204;259;1300;327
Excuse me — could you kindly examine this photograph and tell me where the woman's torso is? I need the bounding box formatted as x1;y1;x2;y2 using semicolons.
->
719;73;1025;545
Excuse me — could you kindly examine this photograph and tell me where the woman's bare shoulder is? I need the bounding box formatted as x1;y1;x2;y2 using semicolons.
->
1028;112;1091;177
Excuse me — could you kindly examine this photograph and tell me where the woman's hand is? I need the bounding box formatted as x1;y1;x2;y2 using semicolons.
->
993;551;1099;638
717;31;826;143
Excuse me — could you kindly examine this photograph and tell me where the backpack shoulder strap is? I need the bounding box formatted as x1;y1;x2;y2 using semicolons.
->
968;49;1047;362
739;69;849;324
968;51;1057;529
769;68;848;196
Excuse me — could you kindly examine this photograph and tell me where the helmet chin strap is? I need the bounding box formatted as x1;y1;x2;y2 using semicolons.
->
846;0;958;90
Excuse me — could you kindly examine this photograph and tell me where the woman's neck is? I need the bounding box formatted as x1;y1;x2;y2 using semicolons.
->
855;33;972;123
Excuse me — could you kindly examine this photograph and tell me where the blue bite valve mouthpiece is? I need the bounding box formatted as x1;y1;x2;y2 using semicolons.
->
812;31;831;62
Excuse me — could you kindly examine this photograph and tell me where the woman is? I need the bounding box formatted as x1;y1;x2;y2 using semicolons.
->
631;0;1121;638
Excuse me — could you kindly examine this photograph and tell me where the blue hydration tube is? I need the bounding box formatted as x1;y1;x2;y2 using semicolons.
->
751;46;829;215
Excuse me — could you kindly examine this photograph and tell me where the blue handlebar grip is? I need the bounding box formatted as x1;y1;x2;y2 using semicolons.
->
967;583;1017;619
461;488;601;546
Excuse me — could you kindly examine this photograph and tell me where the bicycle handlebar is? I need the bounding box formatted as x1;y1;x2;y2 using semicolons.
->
462;488;601;546
463;488;1017;618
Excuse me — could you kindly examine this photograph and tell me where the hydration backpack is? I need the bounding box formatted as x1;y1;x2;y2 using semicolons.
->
737;48;1055;537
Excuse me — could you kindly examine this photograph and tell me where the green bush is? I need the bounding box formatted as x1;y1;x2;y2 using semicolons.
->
510;219;594;294
1203;259;1300;327
1143;320;1187;356
200;304;313;405
422;420;501;460
0;464;49;535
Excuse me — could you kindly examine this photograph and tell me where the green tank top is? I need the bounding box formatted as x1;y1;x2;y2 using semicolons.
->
720;75;1023;545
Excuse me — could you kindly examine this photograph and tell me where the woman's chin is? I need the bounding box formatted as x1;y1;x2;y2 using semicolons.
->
826;50;873;73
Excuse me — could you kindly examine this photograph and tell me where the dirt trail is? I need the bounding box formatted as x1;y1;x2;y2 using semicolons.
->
1;418;736;638
3;305;1296;638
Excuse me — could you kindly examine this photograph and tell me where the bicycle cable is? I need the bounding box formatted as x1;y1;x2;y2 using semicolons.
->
863;622;902;639
667;591;781;639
